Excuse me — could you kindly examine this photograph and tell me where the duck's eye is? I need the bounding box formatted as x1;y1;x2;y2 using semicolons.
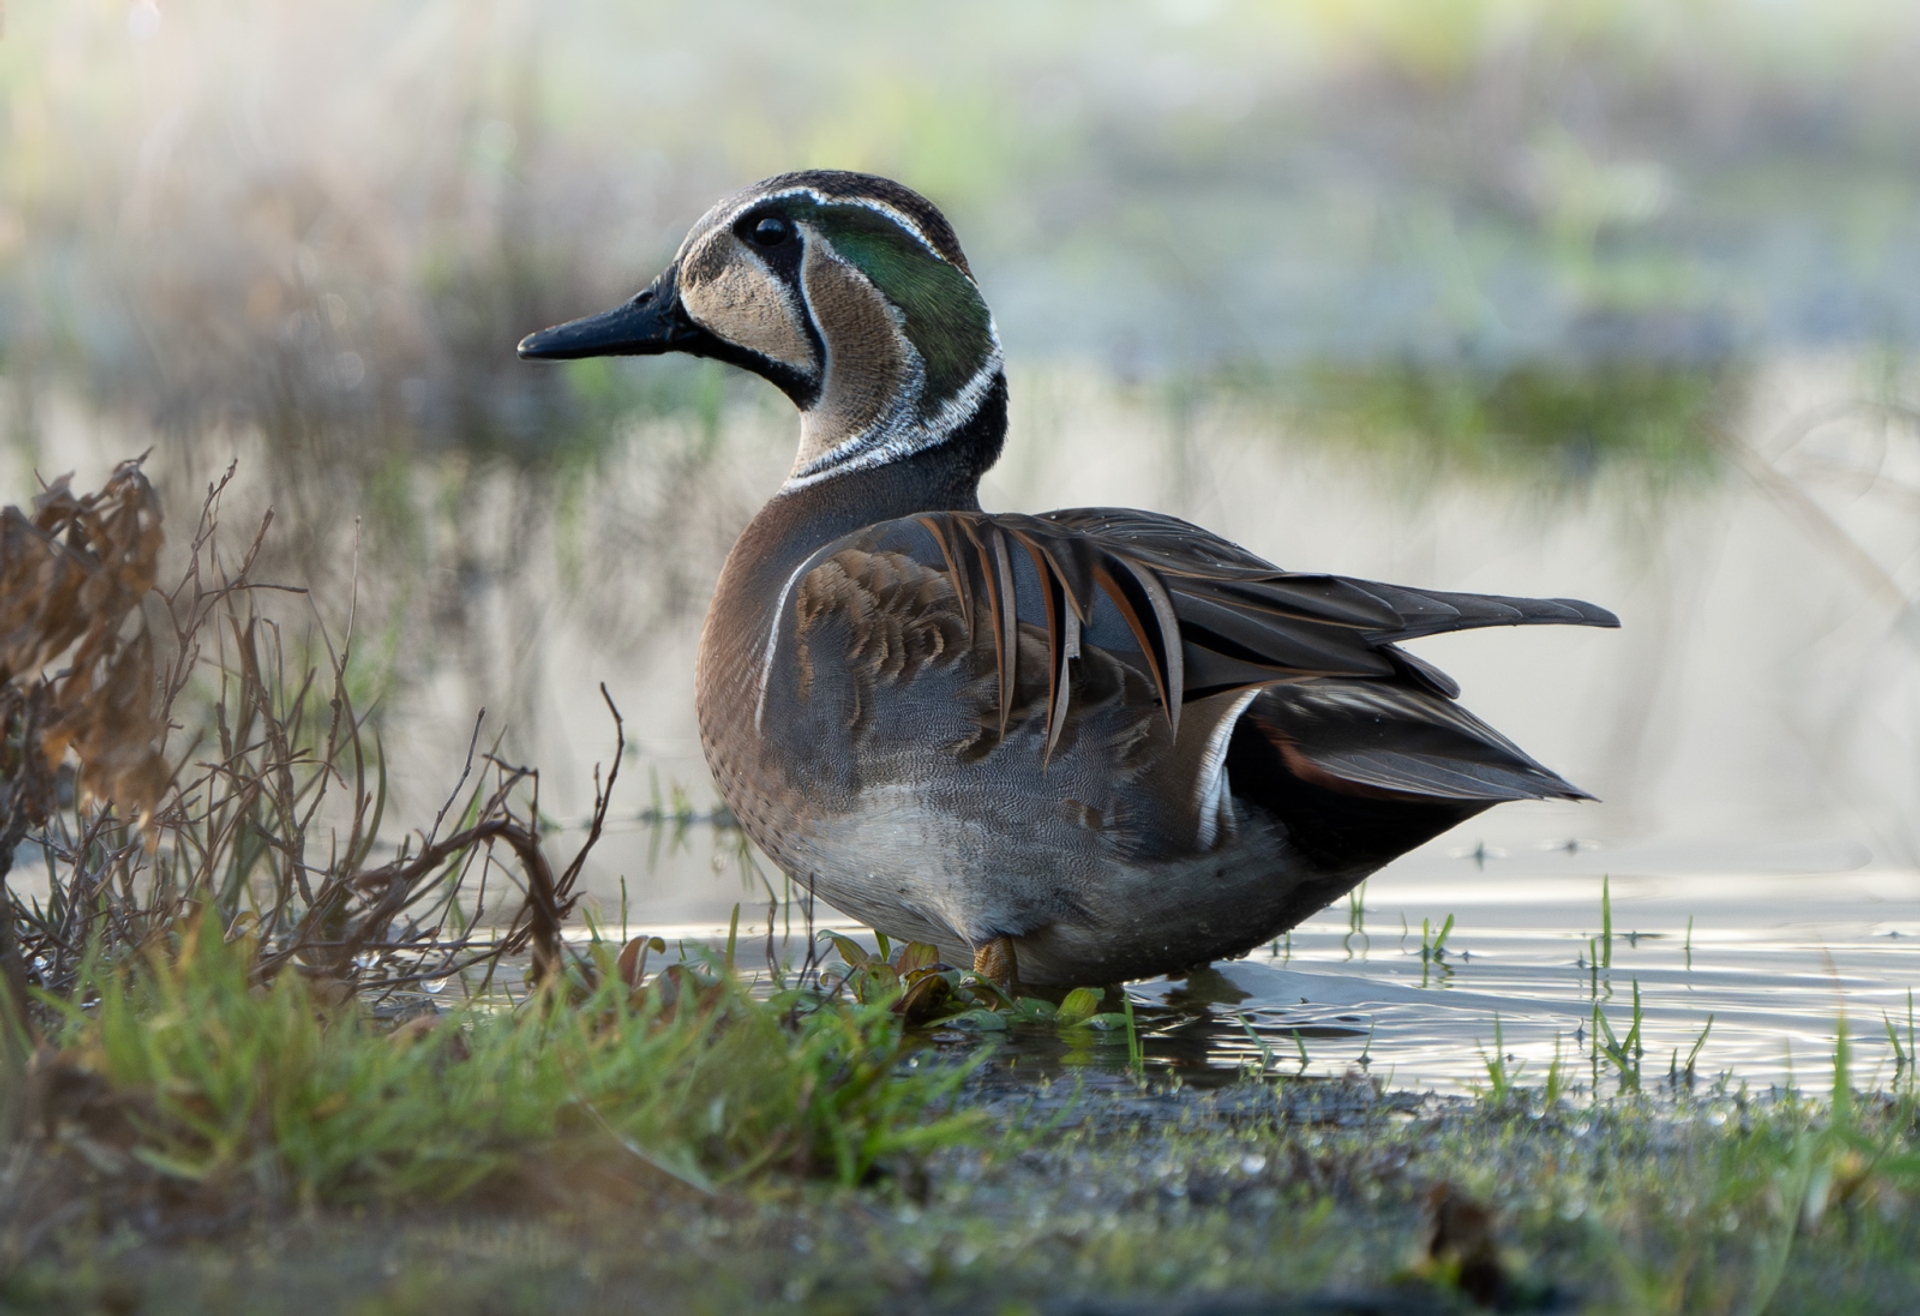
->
748;216;793;248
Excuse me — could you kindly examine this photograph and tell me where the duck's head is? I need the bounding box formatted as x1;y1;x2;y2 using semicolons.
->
520;170;1004;492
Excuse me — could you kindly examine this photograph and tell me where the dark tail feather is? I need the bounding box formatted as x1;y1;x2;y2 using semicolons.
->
1353;581;1620;644
1225;681;1593;877
1242;682;1593;804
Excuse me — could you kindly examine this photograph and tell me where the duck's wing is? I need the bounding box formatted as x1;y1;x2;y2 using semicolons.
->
899;507;1616;742
784;507;1613;831
1036;506;1616;695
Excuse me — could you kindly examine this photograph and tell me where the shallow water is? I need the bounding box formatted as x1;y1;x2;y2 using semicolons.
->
613;829;1918;1098
1148;846;1918;1097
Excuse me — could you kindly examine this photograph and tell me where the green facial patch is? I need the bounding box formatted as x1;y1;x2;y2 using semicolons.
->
791;199;994;416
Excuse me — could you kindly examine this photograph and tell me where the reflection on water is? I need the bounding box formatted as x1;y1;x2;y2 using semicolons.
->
1151;850;1917;1096
622;836;1917;1097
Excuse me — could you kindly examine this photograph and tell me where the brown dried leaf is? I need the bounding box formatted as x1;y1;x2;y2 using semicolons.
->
616;935;666;989
0;461;169;832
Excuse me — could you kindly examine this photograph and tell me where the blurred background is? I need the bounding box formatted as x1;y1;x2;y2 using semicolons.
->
5;0;1920;922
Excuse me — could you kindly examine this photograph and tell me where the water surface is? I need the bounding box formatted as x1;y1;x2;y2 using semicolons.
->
612;830;1915;1097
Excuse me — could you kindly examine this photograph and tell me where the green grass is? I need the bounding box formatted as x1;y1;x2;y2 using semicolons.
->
13;1023;1920;1314
1417;913;1455;987
16;919;980;1212
1593;978;1648;1092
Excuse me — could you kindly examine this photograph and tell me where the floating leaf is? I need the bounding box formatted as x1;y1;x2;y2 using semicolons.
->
893;970;954;1025
1011;997;1058;1023
1055;987;1101;1027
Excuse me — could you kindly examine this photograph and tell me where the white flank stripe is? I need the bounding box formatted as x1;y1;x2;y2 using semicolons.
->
754;553;824;735
1194;689;1264;851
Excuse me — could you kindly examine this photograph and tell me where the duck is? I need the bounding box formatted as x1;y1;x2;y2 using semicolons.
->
519;170;1617;989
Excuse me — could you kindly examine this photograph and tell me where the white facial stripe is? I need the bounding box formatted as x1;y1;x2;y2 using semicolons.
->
779;346;1002;492
715;186;950;267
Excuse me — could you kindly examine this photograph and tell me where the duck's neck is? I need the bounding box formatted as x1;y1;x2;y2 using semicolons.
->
723;370;1006;608
695;371;1006;747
